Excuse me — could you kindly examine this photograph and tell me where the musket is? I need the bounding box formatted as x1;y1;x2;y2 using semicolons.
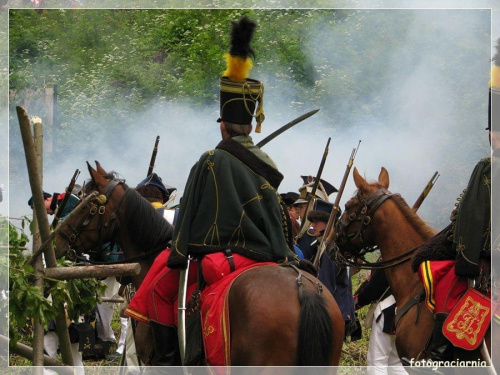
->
412;171;439;211
147;135;160;177
296;137;331;240
313;141;361;269
51;169;80;229
256;109;320;148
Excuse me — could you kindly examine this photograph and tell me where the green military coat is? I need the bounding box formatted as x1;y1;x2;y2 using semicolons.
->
452;157;491;277
167;136;296;269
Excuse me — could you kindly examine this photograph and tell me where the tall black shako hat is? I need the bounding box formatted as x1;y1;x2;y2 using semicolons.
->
489;37;500;131
307;199;334;223
218;16;265;132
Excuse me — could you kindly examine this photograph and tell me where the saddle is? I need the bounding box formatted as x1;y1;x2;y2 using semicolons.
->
412;225;492;352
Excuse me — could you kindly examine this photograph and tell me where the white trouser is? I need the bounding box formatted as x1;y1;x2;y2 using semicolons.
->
96;277;119;341
122;317;141;373
116;317;128;354
43;331;84;375
367;297;407;375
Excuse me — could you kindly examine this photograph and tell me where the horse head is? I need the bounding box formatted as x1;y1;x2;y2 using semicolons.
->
54;161;128;261
335;167;393;260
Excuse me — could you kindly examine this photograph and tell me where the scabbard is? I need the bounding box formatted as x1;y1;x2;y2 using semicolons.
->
177;258;190;365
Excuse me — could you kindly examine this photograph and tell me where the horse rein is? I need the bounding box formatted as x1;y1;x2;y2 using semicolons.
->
334;188;420;270
59;179;127;262
334;187;429;328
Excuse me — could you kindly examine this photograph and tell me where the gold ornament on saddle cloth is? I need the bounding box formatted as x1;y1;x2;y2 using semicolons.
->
443;288;491;350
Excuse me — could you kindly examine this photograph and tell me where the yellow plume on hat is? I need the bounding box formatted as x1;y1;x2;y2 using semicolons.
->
223;53;253;82
223;16;256;78
219;16;264;132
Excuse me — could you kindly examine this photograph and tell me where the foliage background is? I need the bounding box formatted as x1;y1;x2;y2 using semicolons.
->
7;8;491;231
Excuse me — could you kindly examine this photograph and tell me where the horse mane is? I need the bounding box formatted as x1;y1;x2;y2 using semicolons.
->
121;187;174;254
355;178;438;241
85;172;174;253
389;193;437;240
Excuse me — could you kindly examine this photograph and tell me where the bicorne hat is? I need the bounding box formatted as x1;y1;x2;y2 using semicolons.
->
27;191;52;207
294;175;338;204
280;192;300;207
136;173;176;203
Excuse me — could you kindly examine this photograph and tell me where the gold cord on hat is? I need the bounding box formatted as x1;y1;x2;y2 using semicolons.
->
241;82;265;132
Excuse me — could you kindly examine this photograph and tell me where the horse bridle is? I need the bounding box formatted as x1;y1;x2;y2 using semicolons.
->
59;179;127;262
334;188;420;270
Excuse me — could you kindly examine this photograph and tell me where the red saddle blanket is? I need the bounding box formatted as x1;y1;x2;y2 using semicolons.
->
190;262;276;366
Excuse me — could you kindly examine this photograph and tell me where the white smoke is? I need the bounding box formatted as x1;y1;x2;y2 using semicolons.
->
6;8;492;234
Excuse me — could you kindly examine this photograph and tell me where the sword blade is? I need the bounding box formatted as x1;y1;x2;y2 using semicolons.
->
256;108;320;148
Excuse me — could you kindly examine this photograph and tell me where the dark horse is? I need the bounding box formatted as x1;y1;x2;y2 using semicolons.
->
55;161;345;366
334;167;491;366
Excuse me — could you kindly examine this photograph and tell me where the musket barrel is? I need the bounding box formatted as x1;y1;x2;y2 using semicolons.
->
51;169;80;229
312;141;361;268
412;171;439;210
147;135;160;177
297;137;331;239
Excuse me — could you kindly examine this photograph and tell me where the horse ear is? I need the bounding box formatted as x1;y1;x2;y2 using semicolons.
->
95;161;107;176
353;167;369;193
87;161;107;190
379;167;390;189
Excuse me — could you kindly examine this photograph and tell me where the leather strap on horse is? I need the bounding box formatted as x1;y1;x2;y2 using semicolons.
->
335;247;417;270
395;291;425;327
287;264;323;304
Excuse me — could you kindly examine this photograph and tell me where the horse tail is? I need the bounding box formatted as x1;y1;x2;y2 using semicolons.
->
296;289;333;366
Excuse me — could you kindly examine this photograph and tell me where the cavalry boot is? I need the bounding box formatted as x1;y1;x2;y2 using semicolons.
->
427;313;454;362
401;313;454;374
150;321;181;366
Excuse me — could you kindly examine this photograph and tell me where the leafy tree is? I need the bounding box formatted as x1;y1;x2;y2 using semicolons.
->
8;217;105;351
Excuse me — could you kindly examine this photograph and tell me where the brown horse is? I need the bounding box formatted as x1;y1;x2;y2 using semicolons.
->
334;167;491;365
55;161;345;366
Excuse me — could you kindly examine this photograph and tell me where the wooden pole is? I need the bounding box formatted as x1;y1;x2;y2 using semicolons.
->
31;116;45;367
17;106;74;366
43;263;141;280
27;192;98;266
0;335;74;373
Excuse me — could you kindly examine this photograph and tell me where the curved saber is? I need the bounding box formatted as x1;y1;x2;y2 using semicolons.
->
178;258;190;366
256;108;320;148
